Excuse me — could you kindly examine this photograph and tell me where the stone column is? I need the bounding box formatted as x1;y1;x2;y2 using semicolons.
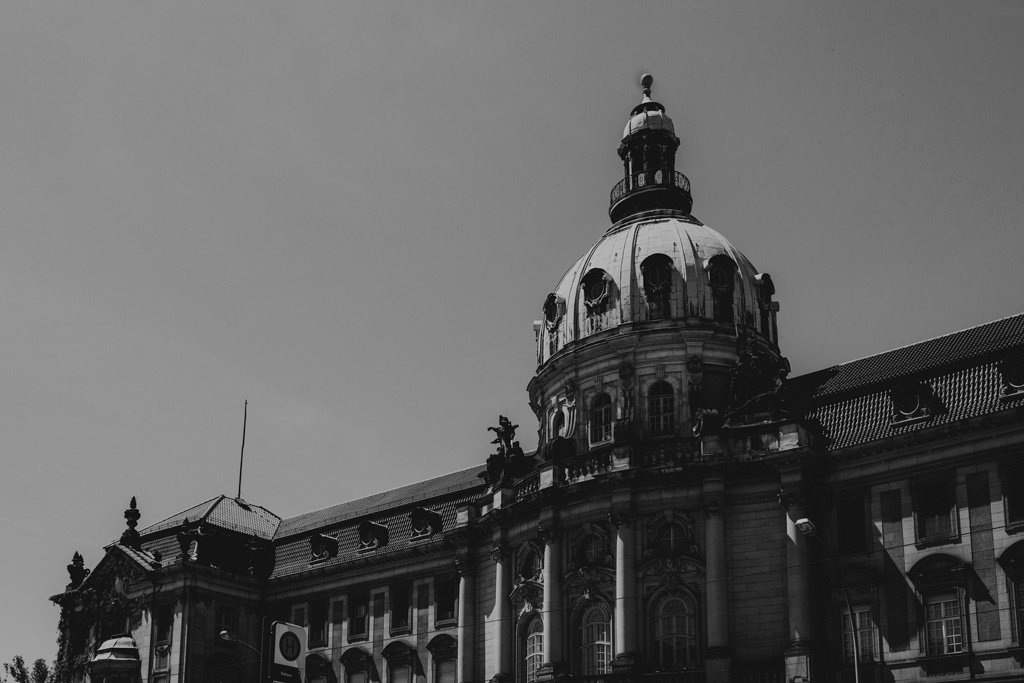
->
538;527;564;681
780;475;812;683
703;476;730;683
610;512;636;672
455;557;475;683
490;544;512;683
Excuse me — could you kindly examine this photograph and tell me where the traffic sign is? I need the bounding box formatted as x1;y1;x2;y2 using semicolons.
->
270;621;306;683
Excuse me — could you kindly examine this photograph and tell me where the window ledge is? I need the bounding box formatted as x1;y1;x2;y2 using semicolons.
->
308;640;327;650
915;534;959;550
434;618;457;630
347;635;369;644
390;626;412;637
915;652;969;677
1005;520;1024;535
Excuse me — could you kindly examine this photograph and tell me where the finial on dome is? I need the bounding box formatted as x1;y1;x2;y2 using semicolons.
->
640;73;653;98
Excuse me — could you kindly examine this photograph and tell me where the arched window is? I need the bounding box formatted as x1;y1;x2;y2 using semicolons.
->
578;604;612;676
577;534;604;566
708;256;735;324
522;616;544;683
382;642;414;683
428;634;457;683
590;393;613;444
656;522;688;556
641;254;673;320
653;594;697;671
520;549;540;581
648;381;675;436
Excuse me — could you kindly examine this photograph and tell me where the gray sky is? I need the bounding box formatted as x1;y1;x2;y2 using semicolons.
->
2;1;1022;662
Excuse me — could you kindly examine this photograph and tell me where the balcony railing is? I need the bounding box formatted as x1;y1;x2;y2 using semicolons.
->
563;450;612;484
610;168;690;206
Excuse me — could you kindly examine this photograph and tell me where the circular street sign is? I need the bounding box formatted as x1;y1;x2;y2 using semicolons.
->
279;631;302;662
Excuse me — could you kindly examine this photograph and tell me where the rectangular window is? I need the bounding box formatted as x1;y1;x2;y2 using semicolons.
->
436;659;456;683
349;593;368;641
1016;580;1024;642
390;665;411;683
915;475;957;544
925;595;963;655
435;577;457;625
1005;460;1024;526
215;605;236;646
841;607;877;663
309;599;328;648
391;584;411;634
835;494;868;556
153;604;173;673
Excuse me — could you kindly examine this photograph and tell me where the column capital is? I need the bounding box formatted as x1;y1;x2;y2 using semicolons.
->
608;511;633;528
490;543;510;563
537;525;560;544
454;556;476;577
703;502;724;519
777;489;805;511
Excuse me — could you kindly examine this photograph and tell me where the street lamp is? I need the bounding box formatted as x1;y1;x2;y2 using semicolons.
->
795;518;860;683
219;630;263;682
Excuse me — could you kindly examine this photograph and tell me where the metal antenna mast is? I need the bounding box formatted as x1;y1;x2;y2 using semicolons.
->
237;400;247;499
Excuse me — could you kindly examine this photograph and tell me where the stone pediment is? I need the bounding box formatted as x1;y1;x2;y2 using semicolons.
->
79;545;155;597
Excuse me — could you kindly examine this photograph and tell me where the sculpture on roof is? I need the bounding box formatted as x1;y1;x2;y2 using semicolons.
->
66;551;90;590
482;415;533;490
119;497;142;551
723;334;791;424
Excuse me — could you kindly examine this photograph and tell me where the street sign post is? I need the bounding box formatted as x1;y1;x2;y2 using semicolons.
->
269;621;306;683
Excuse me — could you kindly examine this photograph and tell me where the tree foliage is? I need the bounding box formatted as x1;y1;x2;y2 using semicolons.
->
1;656;51;683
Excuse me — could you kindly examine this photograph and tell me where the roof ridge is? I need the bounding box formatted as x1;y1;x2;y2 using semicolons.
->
811;311;1024;372
200;494;226;522
140;495;222;533
279;462;485;526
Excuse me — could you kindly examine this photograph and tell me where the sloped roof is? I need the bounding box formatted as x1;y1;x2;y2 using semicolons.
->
788;312;1024;402
790;313;1024;450
275;464;487;539
139;494;280;540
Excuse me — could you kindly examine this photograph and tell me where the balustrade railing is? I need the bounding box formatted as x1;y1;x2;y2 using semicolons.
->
563;450;612;484
610;168;690;205
514;472;539;500
635;439;701;468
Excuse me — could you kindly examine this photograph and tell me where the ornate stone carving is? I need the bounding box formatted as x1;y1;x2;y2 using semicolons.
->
509;580;544;612
703;502;723;519
725;334;791;423
640;557;701;587
565;567;611;601
66;551;90;590
686;355;704;419
609;511;633;528
453;557;476;578
537;526;559;545
490;544;510;563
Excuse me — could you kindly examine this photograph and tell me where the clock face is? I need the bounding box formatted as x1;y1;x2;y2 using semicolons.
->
897;393;920;416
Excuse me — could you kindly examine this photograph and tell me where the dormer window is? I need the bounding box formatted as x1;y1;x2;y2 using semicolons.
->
310;533;339;564
357;521;389;552
410;508;443;540
581;269;613;316
641;254;673;320
999;352;1024;400
890;381;936;425
543;293;563;330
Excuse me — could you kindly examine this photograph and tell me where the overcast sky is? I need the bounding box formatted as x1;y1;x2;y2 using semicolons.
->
2;1;1023;663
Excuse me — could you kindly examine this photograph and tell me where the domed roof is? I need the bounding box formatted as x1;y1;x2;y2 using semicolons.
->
539;212;774;364
621;73;676;140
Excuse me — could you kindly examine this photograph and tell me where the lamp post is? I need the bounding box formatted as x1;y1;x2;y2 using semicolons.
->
795;518;860;683
219;630;263;682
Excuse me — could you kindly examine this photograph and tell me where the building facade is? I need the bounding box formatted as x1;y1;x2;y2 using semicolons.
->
53;76;1024;683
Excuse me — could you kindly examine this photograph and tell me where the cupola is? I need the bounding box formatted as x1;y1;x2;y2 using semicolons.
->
610;74;693;222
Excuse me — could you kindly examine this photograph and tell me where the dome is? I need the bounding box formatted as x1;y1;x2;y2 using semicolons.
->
622;106;675;139
537;211;776;364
